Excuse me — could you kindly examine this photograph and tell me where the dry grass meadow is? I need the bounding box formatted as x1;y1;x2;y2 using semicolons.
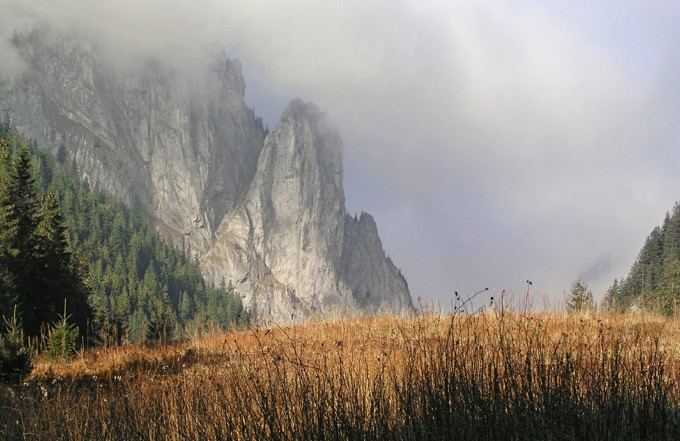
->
2;307;680;440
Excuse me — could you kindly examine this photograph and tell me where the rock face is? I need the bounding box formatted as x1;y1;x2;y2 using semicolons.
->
0;29;412;322
2;30;265;255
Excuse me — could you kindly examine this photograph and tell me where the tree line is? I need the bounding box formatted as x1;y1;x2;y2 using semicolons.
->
605;202;680;315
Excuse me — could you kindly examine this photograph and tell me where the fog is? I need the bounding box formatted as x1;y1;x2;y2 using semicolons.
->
4;0;680;307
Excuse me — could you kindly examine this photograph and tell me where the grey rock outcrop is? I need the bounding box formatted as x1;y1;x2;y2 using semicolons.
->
0;28;412;322
2;29;265;254
342;212;411;313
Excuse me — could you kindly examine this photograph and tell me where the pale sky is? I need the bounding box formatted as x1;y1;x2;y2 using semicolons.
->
4;0;680;309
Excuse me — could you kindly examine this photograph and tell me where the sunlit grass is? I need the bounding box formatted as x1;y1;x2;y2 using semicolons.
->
2;309;680;440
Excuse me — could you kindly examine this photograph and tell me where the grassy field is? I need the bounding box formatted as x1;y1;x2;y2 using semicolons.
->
2;308;680;440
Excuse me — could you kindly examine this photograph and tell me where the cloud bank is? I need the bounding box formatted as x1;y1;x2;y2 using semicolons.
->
4;0;680;306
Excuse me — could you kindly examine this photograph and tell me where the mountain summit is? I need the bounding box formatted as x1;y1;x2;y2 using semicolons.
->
0;29;412;322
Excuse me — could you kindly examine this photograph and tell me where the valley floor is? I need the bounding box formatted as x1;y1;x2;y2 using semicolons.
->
3;310;680;440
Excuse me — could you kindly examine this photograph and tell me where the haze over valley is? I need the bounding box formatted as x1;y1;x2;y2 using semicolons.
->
3;0;680;308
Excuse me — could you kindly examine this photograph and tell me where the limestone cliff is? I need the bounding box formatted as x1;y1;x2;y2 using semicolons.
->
0;28;412;322
2;29;265;254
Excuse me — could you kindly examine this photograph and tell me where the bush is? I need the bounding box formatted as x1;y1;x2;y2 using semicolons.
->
45;306;79;360
0;307;32;383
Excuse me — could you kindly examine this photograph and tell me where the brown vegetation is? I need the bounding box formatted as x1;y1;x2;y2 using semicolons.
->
2;309;680;440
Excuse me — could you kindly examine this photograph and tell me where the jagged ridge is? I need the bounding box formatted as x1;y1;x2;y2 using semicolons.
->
0;28;412;322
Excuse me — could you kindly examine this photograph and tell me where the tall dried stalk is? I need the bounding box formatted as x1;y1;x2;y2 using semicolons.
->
2;310;680;440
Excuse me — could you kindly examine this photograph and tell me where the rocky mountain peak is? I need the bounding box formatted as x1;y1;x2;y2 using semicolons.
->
259;99;344;229
0;28;413;323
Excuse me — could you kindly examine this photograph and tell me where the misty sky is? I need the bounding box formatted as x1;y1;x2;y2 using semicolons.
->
4;0;680;308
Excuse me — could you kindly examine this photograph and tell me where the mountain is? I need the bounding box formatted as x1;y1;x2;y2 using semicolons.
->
0;28;412;322
0;127;247;343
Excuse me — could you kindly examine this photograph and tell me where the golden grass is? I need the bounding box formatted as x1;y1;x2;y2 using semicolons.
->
3;310;680;440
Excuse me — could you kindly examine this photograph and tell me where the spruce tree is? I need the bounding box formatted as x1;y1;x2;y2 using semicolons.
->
602;278;620;312
0;144;91;338
614;203;680;315
7;149;42;336
658;256;680;314
0;139;18;320
35;192;91;336
0;306;32;383
45;301;79;360
567;276;594;313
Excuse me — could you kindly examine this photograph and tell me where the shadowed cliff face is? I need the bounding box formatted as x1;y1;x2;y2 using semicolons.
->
0;28;412;323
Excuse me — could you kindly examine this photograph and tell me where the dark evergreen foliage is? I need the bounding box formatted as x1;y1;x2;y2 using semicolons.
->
45;303;79;360
0;307;32;383
609;202;680;315
0;139;18;321
0;130;91;338
0;125;248;345
52;175;247;344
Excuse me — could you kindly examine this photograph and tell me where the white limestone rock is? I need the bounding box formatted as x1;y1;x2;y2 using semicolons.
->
0;28;413;323
202;100;411;322
1;29;265;254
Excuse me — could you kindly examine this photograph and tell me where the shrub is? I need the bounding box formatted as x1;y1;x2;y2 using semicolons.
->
0;306;32;383
45;305;79;360
567;276;594;313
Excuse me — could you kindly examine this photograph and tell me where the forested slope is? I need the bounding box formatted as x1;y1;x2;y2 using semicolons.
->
0;125;248;344
606;203;680;314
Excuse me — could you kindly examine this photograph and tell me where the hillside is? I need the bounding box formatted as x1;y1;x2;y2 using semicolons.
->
0;125;246;344
606;202;680;314
0;27;412;322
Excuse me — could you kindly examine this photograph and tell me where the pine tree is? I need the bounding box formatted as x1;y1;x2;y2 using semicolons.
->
8;149;42;335
601;278;620;312
35;192;91;334
0;306;32;383
128;308;148;344
179;291;193;327
0;139;18;320
658;256;680;314
45;301;79;360
147;297;174;343
642;227;664;296
567;276;593;313
0;141;91;338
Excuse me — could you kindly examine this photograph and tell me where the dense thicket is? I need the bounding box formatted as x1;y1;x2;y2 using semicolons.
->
0;126;248;345
606;203;680;314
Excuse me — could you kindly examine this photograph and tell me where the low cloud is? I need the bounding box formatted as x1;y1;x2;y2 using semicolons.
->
3;0;680;304
581;254;613;286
